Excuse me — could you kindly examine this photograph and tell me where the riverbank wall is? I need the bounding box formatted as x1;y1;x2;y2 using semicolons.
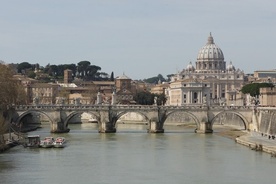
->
236;135;276;156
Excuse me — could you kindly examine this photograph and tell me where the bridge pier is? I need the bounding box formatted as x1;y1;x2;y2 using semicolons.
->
49;110;70;133
195;122;213;134
51;121;70;133
98;122;116;133
148;121;164;133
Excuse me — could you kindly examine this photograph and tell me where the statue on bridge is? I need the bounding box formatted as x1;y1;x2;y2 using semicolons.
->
154;97;157;106
55;97;66;105
33;97;39;105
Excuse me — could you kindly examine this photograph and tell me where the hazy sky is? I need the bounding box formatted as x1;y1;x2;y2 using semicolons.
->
0;0;275;80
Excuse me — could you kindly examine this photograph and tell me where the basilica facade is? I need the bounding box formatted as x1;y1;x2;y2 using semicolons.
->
167;33;245;106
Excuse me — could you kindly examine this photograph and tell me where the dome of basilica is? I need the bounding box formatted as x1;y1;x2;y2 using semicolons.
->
226;61;236;72
186;61;195;72
197;33;224;61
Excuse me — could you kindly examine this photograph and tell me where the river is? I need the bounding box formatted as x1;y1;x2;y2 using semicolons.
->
0;123;276;184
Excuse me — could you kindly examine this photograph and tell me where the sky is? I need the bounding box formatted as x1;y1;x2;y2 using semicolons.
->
0;0;276;80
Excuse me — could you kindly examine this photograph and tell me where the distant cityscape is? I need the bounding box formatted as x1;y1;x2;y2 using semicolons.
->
1;34;276;107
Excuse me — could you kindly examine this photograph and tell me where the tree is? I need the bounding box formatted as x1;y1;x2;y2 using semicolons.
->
27;71;36;79
48;65;58;76
0;64;27;107
17;62;32;73
144;74;166;84
78;61;91;70
133;91;154;105
76;61;102;80
241;83;274;97
77;61;90;78
167;74;175;81
82;86;98;104
0;64;27;136
63;64;77;76
154;93;167;106
110;72;114;81
58;88;70;104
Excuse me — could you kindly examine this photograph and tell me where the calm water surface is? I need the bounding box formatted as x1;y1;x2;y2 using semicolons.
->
0;124;276;184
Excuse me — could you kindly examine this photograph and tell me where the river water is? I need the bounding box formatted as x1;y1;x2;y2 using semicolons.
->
0;123;276;184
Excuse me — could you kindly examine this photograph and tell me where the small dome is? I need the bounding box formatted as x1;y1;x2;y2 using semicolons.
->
197;33;224;61
226;61;236;71
186;61;195;71
116;73;131;80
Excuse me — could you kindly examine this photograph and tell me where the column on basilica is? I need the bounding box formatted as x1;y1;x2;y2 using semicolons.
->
217;83;220;99
190;91;193;104
199;91;202;104
212;83;216;99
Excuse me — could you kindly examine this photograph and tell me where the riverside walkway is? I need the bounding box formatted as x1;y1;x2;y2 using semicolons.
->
236;132;276;156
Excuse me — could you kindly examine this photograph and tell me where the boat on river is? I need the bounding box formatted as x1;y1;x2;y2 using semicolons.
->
25;135;40;148
40;137;55;148
53;137;66;148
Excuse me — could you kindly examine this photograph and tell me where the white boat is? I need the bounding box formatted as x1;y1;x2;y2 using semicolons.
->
40;137;55;148
53;137;66;148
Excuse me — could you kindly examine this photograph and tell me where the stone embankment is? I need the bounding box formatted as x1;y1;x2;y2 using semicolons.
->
0;132;24;153
235;132;276;157
214;127;276;157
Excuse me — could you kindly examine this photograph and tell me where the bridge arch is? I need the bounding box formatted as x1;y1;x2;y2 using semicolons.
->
210;111;248;130
116;111;149;121
113;110;150;131
15;109;54;126
164;110;201;129
115;110;150;122
64;111;101;127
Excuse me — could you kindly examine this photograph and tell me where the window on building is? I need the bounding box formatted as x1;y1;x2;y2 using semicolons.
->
194;92;197;99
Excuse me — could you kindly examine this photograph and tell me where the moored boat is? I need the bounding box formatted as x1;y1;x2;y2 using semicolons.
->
40;137;54;148
53;137;66;148
25;135;40;148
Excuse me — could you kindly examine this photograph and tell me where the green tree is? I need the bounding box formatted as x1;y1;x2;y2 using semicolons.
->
76;61;102;80
27;71;36;79
110;72;114;81
63;64;77;75
241;83;274;97
144;74;166;84
48;65;58;76
167;74;175;81
133;91;154;105
17;62;32;73
154;93;167;106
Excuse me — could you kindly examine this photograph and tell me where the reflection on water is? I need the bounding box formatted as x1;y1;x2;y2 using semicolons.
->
1;123;276;184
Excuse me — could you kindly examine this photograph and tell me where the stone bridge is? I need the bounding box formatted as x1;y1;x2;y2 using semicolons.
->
11;104;256;134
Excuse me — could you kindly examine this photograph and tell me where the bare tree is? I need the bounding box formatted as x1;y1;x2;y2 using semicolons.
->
0;64;27;140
